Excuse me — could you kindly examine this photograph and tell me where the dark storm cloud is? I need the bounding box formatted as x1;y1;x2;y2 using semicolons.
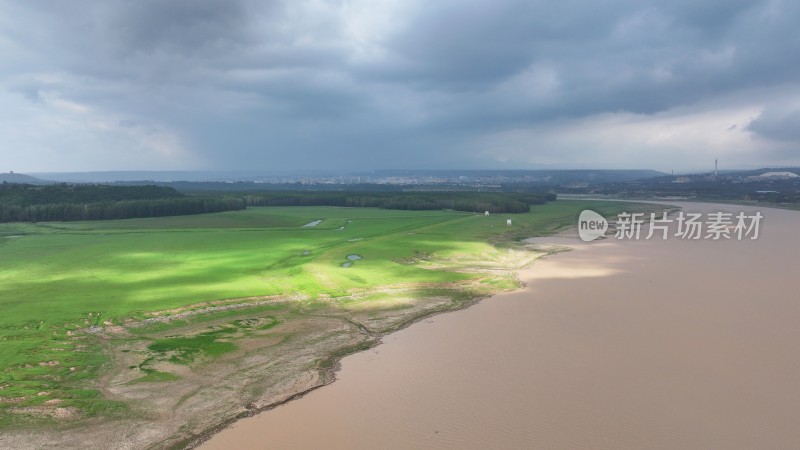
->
1;0;799;172
106;0;254;55
366;1;619;86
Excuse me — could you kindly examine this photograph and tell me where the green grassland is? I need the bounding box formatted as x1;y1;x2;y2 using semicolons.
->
0;200;651;425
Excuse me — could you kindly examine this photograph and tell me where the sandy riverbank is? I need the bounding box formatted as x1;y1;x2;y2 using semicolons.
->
200;202;800;449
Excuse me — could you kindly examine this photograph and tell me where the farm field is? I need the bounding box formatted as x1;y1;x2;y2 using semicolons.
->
0;200;651;446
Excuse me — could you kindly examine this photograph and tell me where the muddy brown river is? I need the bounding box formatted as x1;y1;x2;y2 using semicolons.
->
201;202;800;449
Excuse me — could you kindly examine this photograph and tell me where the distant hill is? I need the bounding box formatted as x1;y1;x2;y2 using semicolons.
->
27;171;305;183
0;172;51;184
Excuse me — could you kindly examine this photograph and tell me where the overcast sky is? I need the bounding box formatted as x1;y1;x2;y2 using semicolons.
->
2;0;799;173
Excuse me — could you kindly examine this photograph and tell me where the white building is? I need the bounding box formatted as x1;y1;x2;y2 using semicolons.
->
757;171;799;180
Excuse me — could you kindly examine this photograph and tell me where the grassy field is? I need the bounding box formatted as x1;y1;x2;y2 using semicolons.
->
0;200;650;425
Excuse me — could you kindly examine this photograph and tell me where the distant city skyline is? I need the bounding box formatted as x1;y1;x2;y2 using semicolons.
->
2;1;800;172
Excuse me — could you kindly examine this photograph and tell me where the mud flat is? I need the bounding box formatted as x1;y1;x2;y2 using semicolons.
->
201;202;800;449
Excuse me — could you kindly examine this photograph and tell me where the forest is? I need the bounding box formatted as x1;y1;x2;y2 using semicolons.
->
243;191;556;213
0;183;245;222
0;183;556;222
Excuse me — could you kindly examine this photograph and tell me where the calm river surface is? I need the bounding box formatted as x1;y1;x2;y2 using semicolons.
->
202;202;800;449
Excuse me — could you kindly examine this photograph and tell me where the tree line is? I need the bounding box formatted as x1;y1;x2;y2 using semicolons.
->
244;191;556;213
0;183;556;222
0;183;245;222
0;183;183;206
